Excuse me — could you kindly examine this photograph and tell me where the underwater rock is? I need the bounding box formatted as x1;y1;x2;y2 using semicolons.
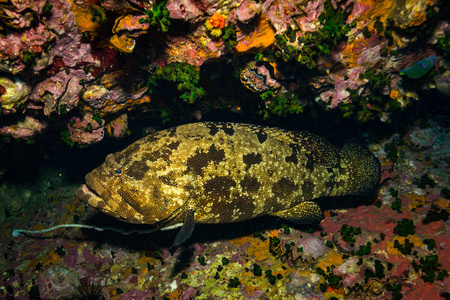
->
106;113;128;138
270;230;327;264
0;201;5;225
228;0;262;24
0;183;33;217
0;116;46;139
0;77;31;112
333;256;387;296
37;265;80;299
0;0;89;74
332;225;379;254
164;29;226;66
52;32;96;68
82;70;150;115
435;70;450;96
167;0;203;23
29;70;91;116
407;128;438;149
0;22;55;74
0;0;47;29
68;113;105;144
266;0;323;35
110;14;149;53
390;0;438;29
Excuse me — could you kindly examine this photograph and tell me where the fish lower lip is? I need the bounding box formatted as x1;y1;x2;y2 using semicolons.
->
76;184;97;203
80;171;111;201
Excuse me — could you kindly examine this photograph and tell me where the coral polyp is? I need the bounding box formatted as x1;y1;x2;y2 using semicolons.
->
205;13;227;37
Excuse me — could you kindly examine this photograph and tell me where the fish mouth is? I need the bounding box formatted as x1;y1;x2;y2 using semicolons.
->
76;171;111;209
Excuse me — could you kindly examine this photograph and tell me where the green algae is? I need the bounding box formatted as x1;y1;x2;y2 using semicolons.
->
393;218;415;237
423;238;436;251
364;260;385;283
416;174;437;189
222;24;238;49
391;198;402;213
339;67;399;123
139;1;171;33
394;239;414;255
91;4;107;24
253;264;262;276
259;90;303;119
340;224;362;244
272;0;352;68
436;30;450;54
352;242;372;256
412;254;448;283
148;62;205;103
422;204;449;224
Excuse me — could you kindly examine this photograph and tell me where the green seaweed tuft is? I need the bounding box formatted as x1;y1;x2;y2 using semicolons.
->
140;1;171;33
393;218;415;237
148;62;205;103
272;0;352;68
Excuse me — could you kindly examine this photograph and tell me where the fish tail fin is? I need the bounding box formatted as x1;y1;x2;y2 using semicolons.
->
336;139;381;196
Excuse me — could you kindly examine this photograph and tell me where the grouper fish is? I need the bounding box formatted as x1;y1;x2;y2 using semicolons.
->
76;122;380;248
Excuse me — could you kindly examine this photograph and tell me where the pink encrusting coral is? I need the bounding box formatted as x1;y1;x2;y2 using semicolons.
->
29;69;93;116
68;113;105;144
0;116;46;140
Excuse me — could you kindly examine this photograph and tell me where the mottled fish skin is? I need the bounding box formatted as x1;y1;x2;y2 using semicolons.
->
76;122;380;234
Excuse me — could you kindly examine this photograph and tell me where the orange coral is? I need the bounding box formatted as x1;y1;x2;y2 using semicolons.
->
235;15;275;53
208;13;226;29
205;13;227;37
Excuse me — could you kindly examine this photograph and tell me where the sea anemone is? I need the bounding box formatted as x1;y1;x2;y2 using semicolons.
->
205;12;227;37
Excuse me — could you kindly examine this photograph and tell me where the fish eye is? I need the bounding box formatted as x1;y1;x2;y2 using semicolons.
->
114;168;123;176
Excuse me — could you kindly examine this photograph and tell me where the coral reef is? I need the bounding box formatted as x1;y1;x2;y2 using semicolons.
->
66;113;105;145
0;77;31;112
0;0;447;143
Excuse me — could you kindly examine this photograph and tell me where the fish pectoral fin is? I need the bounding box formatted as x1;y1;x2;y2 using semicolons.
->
270;201;324;224
170;208;195;252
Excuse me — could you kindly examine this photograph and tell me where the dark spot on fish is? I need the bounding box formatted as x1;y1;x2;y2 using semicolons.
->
243;153;262;170
302;180;315;199
256;131;267;143
143;134;161;144
207;124;219;136
305;153;315;172
203;176;235;199
167;141;181;150
324;177;336;192
118;143;141;161
167;127;177;137
222;124;235;136
240;175;261;193
142;142;179;163
272;177;298;199
159;172;178;186
209;193;256;222
126;161;149;180
187;144;225;176
285;143;299;164
141;151;160;162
